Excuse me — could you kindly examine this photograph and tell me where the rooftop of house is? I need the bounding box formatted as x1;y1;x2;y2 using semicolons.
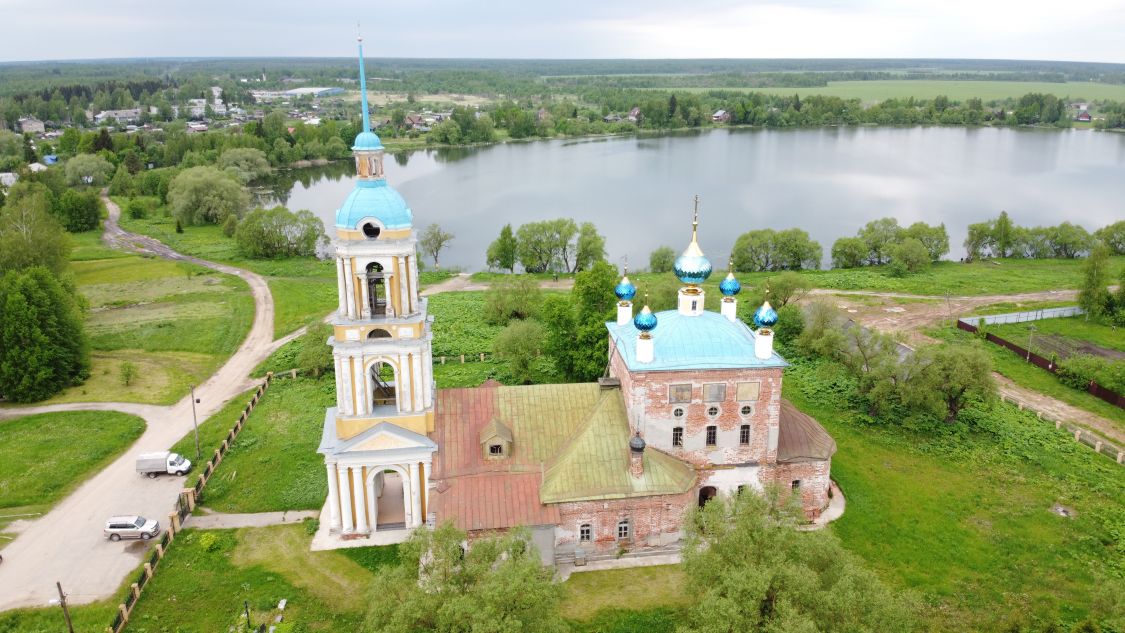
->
606;309;787;372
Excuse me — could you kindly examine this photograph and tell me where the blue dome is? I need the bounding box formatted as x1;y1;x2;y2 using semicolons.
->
335;180;413;230
753;301;779;328
615;275;636;301
633;306;658;332
719;271;741;297
353;131;384;150
674;253;712;285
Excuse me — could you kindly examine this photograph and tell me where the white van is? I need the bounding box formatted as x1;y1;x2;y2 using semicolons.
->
136;451;192;478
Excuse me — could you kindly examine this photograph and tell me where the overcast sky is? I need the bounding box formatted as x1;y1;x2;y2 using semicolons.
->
2;0;1123;63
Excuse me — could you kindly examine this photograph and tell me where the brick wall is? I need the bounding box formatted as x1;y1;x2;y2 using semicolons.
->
554;491;695;555
761;459;832;519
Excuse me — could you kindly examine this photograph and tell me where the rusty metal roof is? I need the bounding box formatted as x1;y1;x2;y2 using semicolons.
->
777;400;837;463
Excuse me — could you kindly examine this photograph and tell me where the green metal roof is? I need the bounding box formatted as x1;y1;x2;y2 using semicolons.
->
540;390;697;503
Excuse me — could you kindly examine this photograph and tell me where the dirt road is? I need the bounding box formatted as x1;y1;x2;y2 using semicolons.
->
0;195;283;610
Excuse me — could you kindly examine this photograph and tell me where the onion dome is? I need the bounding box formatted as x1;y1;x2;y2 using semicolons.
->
719;272;741;297
633;304;658;332
673;197;713;285
753;301;779;328
353;130;384;151
629;432;646;452
615;274;637;301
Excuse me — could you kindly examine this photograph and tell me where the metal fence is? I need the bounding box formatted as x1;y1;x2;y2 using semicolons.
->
964;306;1085;326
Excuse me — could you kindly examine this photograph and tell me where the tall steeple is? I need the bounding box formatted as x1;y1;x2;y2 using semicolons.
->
357;27;371;134
673;195;713;317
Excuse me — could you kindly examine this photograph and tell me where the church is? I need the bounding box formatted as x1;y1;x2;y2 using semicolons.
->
316;38;836;563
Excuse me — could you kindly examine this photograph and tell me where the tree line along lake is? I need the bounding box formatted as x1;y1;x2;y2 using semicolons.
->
263;126;1125;271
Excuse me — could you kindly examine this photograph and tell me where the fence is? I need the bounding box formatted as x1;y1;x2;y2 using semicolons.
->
107;372;279;633
437;353;492;364
964;306;1085;326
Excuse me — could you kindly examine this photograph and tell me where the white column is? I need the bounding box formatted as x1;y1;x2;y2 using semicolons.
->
353;466;369;533
359;271;371;319
422;459;432;525
616;302;632;326
343;260;356;319
422;348;433;408
353;356;368;414
368;475;379;533
397;354;407;412
721;298;738;322
410;463;422;527
339;355;353;415
412;353;424;412
333;356;345;411
335;258;347;314
338;464;353;532
326;463;341;531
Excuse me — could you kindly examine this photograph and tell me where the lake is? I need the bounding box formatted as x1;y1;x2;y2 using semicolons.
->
263;127;1125;271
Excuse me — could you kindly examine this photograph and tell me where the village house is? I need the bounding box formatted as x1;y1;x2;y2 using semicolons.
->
712;109;731;123
18;117;45;134
626;106;642;123
313;38;837;565
94;108;141;125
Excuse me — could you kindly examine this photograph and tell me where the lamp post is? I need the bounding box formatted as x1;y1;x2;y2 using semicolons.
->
1026;325;1037;362
190;385;201;462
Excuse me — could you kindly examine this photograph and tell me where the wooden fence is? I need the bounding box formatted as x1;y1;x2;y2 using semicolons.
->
108;372;278;633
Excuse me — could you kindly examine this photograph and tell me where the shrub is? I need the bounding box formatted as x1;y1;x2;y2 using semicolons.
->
126;198;149;220
484;276;543;325
1058;354;1125;393
221;214;239;238
167;166;249;226
887;238;931;276
494;319;546;384
234;206;325;258
119;361;138;387
831;236;867;269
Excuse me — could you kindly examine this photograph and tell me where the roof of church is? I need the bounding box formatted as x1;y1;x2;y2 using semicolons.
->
777;401;837;462
429;382;695;532
606;309;788;371
335;180;413;230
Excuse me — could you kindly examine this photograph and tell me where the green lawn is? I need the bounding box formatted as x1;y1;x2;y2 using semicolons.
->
170;386;259;486
562;566;689;630
117;210;337;339
0;411;145;547
427;292;506;357
123;525;378;632
196;376;333;513
784;357;1125;631
988;315;1125;357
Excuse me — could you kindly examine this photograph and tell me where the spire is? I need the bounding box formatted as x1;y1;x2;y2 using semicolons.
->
683;194;704;258
357;26;370;133
673;194;712;287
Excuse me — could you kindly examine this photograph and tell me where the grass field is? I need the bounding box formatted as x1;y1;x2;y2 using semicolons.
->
45;251;255;405
196;376;334;513
664;80;1125;104
989;315;1125;358
117;210;337;339
0;411;145;548
170;386;259;487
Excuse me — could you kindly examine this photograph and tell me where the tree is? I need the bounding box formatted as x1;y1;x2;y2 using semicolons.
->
733;228;821;272
419;223;454;269
887;238;931;276
539;294;577;378
362;523;566;633
993;210;1014;257
963;221;993;261
484;276;542;325
1094;220;1125;255
217;147;272;184
0;193;70;275
831;236;867;268
494;319;545;384
764;271;811;308
295;322;333;377
649;245;676;272
900;344;996;423
234;206;326;258
1077;241;1112;319
732;229;778;272
516;219;576;273
167;166;249;225
54;189;101;232
119;361;138;387
903;221;950;261
773;228;822;270
858;217;902;265
573;222;606;272
107;163;134;196
485;223;518;272
542;261;616;381
680;487;918;633
0;267;90;402
1047;222;1091;258
64;153;114;186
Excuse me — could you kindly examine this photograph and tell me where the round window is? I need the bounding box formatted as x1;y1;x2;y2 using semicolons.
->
672;407;684;418
362;223;381;239
740;405;752;416
707;406;719;417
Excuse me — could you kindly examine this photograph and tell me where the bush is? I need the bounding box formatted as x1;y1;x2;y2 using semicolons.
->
1058;354;1125;394
494;319;546;384
483;276;543;325
126;198;149;220
831;236;867;269
234;206;325;258
54;189;101;232
167;166;249;226
887;238;931;276
222;214;239;238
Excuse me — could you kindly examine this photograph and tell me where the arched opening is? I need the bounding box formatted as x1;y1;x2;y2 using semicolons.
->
370;361;396;409
368;328;392;339
362;223;381;239
365;466;411;532
366;262;387;316
698;486;718;508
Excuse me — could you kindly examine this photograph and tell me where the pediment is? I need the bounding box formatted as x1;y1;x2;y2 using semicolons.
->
338;421;437;455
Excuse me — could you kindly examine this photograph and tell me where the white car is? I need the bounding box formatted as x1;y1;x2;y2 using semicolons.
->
104;515;160;541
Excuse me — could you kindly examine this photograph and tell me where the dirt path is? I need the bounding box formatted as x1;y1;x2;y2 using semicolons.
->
420;272;575;296
823;289;1124;446
0;195;280;611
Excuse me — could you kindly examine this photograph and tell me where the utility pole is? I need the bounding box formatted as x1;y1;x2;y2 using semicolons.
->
56;582;74;633
190;385;201;462
1026;325;1036;362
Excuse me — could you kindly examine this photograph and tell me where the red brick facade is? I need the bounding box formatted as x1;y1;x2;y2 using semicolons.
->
554;490;695;556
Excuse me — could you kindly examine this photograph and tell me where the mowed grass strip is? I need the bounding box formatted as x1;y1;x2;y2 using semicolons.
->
989;315;1125;356
562;565;689;629
32;349;217;406
784;360;1125;631
0;411;145;510
197;376;334;513
124;526;370;632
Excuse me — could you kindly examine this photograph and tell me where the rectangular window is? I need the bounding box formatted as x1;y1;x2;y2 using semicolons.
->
706;425;717;446
579;524;591;542
740;425;751;445
617;519;630;540
703;383;727;402
791;480;801;490
669;384;692;403
737;381;761;401
672;427;683;447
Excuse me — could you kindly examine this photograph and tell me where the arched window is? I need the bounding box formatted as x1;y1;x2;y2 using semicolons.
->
366;262;387;316
368;328;392;339
362;223;381;239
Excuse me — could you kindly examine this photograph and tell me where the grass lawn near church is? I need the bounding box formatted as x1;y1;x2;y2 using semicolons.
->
169;386;259;488
0;411;145;548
